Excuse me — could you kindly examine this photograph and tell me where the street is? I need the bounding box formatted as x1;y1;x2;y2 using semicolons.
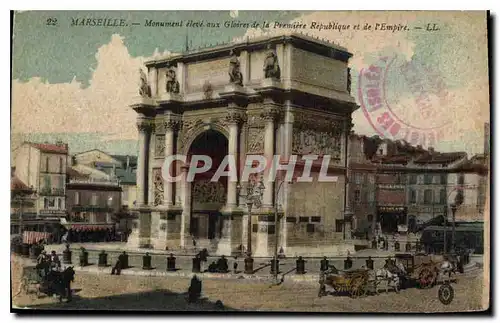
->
12;255;488;312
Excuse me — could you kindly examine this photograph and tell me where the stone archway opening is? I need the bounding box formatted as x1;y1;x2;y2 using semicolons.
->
187;129;228;242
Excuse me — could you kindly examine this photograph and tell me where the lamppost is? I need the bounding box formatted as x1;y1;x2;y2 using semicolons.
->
450;203;457;254
272;178;290;282
236;176;265;273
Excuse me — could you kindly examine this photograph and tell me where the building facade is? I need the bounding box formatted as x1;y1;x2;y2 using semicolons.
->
64;174;122;242
129;34;358;256
12;142;69;241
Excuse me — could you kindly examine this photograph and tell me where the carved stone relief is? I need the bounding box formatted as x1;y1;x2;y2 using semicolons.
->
292;113;344;160
155;135;165;158
247;127;265;154
192;179;226;204
153;168;164;206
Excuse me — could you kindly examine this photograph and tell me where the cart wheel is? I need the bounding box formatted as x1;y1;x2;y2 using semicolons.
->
418;268;435;289
394;279;400;293
438;283;454;305
349;279;363;298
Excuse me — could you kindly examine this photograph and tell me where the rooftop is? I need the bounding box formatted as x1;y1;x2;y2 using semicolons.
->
27;142;69;154
11;176;33;192
145;33;352;68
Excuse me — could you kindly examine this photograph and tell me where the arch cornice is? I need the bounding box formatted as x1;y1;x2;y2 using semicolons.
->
178;119;230;156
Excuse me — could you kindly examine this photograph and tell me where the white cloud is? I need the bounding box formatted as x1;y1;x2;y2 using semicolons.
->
12;34;174;143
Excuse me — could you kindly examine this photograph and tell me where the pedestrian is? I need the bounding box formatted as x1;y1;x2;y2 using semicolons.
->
111;259;122;275
192;238;197;251
233;257;238;274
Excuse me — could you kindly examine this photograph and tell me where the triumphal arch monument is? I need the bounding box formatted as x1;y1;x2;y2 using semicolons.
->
128;34;358;257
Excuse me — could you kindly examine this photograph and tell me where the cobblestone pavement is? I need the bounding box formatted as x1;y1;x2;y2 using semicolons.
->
12;255;488;312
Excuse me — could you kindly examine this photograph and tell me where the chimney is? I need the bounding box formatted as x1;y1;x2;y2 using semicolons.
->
71;156;77;166
126;155;130;170
56;140;64;146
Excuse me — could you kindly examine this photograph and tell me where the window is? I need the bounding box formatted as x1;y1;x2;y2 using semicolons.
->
354;190;361;203
57;198;62;209
306;223;315;233
107;196;113;207
367;191;375;203
410;189;417;204
299;216;309;223
335;220;343;232
367;214;373;222
311;216;321;223
440;174;447;185
75;192;80;205
91;194;98;206
44;175;51;190
267;225;275;234
59;157;64;174
286;217;296;223
252;224;258;233
440;189;447;204
424;174;433;185
353;173;362;184
424;189;433;204
45;156;49;172
409;174;417;185
44;198;48;209
368;174;375;184
458;174;465;185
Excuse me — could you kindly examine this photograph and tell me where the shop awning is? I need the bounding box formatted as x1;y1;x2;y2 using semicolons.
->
65;224;114;231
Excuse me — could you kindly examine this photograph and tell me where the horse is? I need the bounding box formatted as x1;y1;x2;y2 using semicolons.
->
373;267;400;293
39;266;75;302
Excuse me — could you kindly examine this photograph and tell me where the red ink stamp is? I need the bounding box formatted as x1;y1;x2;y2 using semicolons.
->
358;55;451;147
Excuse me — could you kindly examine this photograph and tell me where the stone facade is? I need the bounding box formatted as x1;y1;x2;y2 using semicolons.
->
128;34;358;256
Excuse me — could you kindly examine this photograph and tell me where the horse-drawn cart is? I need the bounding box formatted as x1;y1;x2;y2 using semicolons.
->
395;253;455;289
21;266;43;295
318;268;371;298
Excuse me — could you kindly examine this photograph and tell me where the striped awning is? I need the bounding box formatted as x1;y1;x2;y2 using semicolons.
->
23;231;51;244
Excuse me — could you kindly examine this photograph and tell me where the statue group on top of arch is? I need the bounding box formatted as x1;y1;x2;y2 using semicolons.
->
166;67;180;94
228;49;243;86
263;45;281;79
139;69;151;97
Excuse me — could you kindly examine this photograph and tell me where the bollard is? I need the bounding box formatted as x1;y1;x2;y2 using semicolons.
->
394;241;400;252
14;243;22;255
98;250;108;267
320;257;329;272
142;252;152;270
79;249;89;267
29;245;38;260
270;258;280;275
296;256;306;275
244;256;254;274
192;256;201;273
121;252;129;269
62;244;72;264
405;242;411;252
365;256;374;270
167;254;176;271
371;238;377;249
21;243;30;257
344;256;353;270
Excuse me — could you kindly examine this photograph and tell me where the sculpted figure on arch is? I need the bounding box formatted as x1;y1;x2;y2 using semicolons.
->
166;68;180;94
228;49;243;86
139;69;151;97
263;44;281;79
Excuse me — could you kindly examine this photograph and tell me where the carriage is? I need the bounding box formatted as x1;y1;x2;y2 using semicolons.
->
394;252;456;289
20;263;75;302
21;266;43;295
318;268;371;298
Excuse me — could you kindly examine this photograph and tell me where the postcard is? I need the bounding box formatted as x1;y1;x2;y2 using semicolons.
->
10;10;490;313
